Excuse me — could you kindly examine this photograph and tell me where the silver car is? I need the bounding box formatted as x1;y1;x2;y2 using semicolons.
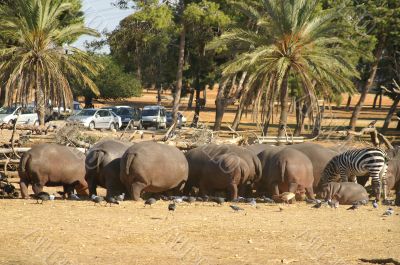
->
0;106;39;126
67;109;122;130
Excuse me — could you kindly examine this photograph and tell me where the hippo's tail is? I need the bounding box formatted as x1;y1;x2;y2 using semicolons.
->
280;160;286;183
19;152;31;174
125;152;137;175
95;150;105;174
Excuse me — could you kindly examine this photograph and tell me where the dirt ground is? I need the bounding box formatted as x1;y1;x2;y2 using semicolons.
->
0;91;399;265
0;195;399;265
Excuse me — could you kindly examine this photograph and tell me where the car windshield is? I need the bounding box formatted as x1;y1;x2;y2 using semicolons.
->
115;108;132;115
142;109;159;116
76;109;96;116
0;107;16;114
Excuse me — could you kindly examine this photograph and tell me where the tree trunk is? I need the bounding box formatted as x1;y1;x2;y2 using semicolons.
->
294;99;303;136
349;37;385;130
345;95;352;111
231;85;249;130
35;66;45;126
278;70;290;137
172;23;186;127
214;78;229;131
191;88;201;128
382;95;400;132
188;88;194;108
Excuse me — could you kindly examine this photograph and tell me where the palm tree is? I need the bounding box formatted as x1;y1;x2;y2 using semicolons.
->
208;0;360;136
0;0;100;125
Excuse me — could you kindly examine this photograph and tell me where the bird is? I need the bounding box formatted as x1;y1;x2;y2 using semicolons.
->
160;195;169;201
202;195;209;202
382;207;394;216
105;196;119;206
368;120;377;128
145;198;157;207
168;202;176;212
347;203;359;210
312;202;322;209
245;197;256;203
306;198;317;204
91;194;104;205
230;205;244;212
69;194;80;201
248;199;257;207
212;197;225;205
184;196;196;204
373;200;378;209
260;196;275;203
173;197;183;203
281;192;295;204
35;192;50;204
115;193;125;202
195;197;204;202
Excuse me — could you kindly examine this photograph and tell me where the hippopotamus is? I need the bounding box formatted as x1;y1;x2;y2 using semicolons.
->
120;141;188;200
246;144;276;155
319;182;369;205
287;143;337;190
386;157;400;205
85;139;132;197
19;143;88;198
184;144;261;200
258;147;314;200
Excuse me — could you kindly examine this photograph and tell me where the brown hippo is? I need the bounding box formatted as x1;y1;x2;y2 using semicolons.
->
19;143;88;198
184;144;262;200
258;147;315;200
288;143;337;190
319;182;369;205
386;157;400;205
120;141;188;200
85;139;132;197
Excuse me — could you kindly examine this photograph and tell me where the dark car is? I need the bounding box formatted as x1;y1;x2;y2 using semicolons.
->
101;106;142;129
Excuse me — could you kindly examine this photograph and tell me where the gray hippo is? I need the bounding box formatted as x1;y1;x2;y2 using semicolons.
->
184;144;258;200
319;182;369;205
258;147;314;200
288;143;337;190
386;157;400;205
85;139;132;197
19;143;88;198
120;141;188;200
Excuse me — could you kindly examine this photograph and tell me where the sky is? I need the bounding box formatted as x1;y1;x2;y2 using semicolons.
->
72;0;133;52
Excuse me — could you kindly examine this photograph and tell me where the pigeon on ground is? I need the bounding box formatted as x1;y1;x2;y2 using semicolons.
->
168;202;176;212
173;197;183;203
35;192;50;204
69;194;80;201
312;202;322;209
260;196;275;203
382;207;394;216
212;197;225;205
202;195;209;202
105;196;119;206
196;197;204;202
306;198;317;204
184;196;196;204
160;195;169;201
230;205;244;212
115;193;125;202
145;198;157;207
347;203;359;210
248;199;257;207
91;194;104;205
373;200;378;209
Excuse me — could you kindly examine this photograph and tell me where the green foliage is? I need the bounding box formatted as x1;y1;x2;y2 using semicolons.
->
0;0;100;124
93;56;142;99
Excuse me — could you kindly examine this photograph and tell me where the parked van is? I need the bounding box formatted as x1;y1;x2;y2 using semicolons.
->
0;106;39;126
141;105;167;130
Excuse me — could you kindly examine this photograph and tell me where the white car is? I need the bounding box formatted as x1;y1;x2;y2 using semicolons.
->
0;106;39;126
67;109;121;130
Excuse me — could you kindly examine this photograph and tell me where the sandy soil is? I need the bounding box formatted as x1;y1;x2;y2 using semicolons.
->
0;196;399;265
0;91;399;265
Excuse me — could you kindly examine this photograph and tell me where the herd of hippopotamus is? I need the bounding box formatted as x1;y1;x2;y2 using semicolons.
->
17;140;400;205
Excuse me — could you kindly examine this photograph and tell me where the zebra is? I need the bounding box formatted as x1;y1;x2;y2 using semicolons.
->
320;147;388;201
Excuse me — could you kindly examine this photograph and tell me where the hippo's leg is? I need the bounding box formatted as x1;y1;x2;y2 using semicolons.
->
288;182;298;193
305;186;315;200
19;178;29;199
130;181;146;201
63;185;74;198
395;191;400;206
271;184;280;202
228;182;238;201
199;180;209;197
75;181;89;197
32;183;43;195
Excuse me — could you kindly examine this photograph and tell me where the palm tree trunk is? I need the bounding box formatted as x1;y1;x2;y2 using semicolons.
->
278;70;290;137
214;78;229;131
172;23;186;127
349;37;385;130
345;95;352;111
231;89;248;130
382;95;400;132
35;65;45;126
